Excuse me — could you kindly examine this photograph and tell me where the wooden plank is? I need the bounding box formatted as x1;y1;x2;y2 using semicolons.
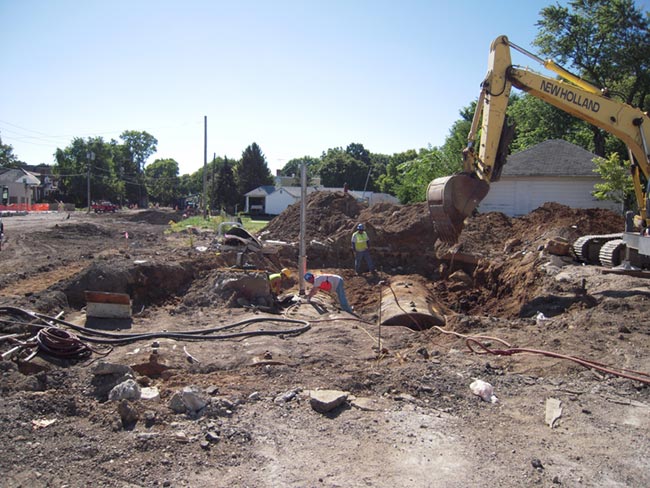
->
84;291;131;305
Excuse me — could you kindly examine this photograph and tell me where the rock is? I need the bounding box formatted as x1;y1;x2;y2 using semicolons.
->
169;385;209;414
309;390;348;413
109;379;142;401
118;400;139;428
531;458;544;470
503;238;522;253
470;379;498;403
205;431;221;443
546;237;570;256
274;389;298;404
448;270;473;286
92;361;133;376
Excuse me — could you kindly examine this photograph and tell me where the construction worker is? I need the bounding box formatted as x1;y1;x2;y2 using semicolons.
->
351;223;375;275
269;268;292;297
304;272;353;313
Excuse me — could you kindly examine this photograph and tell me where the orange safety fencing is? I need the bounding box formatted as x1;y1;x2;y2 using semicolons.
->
0;203;59;212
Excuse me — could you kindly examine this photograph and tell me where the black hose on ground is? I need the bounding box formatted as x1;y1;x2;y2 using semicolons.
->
0;306;311;353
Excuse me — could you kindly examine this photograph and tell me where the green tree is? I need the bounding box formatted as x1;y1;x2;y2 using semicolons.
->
213;157;239;213
235;143;273;195
319;148;367;189
377;149;418;196
120;130;158;170
534;0;650;155
592;152;634;209
120;130;158;206
280;156;320;183
507;94;594;152
393;146;459;204
346;143;371;166
145;158;180;206
54;137;121;207
0;134;23;168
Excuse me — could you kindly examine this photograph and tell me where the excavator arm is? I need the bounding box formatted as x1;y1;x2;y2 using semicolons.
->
428;34;650;243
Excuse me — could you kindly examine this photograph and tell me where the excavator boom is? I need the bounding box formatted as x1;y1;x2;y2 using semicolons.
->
428;35;650;251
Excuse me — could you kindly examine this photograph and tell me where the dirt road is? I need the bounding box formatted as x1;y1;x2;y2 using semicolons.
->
0;202;648;488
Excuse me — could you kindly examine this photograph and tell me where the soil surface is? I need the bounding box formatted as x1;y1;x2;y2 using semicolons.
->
0;195;648;488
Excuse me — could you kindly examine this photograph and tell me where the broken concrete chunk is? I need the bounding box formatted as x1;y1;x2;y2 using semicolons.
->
545;398;562;428
309;390;349;413
140;386;160;401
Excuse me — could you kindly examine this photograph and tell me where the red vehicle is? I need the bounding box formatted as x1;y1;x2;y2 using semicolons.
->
91;201;119;213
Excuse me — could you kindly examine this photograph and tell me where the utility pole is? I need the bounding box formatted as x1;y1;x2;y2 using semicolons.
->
299;160;307;295
202;116;208;219
86;151;95;213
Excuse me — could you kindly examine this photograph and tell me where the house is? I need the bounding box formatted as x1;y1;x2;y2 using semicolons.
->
0;167;41;208
244;184;399;216
23;164;57;201
478;139;620;216
245;185;276;215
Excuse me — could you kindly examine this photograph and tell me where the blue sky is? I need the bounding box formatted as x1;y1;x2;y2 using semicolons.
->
1;0;647;176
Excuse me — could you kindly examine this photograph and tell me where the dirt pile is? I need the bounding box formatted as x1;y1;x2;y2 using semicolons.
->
122;208;184;225
260;192;439;273
458;202;625;258
444;203;626;318
261;191;364;241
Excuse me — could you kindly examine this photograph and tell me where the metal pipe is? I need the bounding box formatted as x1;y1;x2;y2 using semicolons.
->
298;160;307;295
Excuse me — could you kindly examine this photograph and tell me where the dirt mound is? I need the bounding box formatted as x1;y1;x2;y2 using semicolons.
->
442;203;626;318
456;203;625;258
260;192;439;273
261;191;364;242
35;223;113;239
122;209;184;225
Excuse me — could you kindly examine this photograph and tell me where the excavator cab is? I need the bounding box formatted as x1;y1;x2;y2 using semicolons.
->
427;174;489;244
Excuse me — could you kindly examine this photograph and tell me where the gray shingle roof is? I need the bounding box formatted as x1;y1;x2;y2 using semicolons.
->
502;139;598;177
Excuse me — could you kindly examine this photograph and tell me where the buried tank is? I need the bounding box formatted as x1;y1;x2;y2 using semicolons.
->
214;270;280;310
379;278;447;330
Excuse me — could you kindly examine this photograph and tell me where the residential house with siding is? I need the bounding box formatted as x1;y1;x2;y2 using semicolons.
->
478;139;620;216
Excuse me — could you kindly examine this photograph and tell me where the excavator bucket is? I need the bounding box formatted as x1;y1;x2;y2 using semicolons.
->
426;174;490;243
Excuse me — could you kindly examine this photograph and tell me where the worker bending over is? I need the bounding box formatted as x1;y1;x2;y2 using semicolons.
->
304;272;353;313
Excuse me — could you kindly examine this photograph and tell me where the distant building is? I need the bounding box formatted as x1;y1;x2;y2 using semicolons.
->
0;167;41;207
478;139;620;216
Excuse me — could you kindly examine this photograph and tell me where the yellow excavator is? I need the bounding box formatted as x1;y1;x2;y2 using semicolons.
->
427;35;650;268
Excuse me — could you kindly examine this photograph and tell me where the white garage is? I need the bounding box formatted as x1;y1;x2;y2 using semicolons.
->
478;139;620;216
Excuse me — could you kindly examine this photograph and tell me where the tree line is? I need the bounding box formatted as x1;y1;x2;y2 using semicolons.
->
1;0;648;211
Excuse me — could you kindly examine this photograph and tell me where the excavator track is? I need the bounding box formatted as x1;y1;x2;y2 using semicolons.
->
572;233;623;265
598;239;625;268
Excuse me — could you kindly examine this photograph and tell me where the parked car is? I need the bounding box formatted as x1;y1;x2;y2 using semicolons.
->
91;201;119;213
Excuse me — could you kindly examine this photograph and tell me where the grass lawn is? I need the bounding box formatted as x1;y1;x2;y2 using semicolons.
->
168;215;269;234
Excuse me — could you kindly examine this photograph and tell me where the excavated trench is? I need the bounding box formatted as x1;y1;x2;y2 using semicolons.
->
30;252;452;331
